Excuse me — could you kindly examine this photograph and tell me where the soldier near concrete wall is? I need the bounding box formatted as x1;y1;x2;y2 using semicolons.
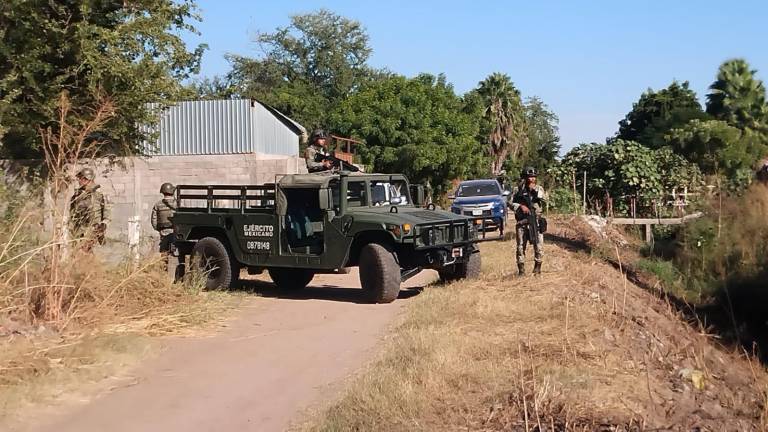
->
509;167;547;276
304;129;333;173
151;183;177;255
69;167;110;252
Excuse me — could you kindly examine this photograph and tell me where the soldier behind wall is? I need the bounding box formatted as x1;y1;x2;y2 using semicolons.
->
69;167;110;253
151;183;177;260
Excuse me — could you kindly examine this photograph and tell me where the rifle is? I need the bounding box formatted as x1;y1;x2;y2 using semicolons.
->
315;152;361;172
516;183;540;246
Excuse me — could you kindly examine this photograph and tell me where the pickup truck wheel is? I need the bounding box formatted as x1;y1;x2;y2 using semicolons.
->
438;252;481;282
268;268;314;290
190;237;233;290
359;243;400;304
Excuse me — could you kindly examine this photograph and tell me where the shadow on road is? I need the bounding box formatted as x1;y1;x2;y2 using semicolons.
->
232;279;424;304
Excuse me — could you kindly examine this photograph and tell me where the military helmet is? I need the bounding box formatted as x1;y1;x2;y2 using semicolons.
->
310;129;328;143
520;166;538;178
76;167;95;181
160;182;175;195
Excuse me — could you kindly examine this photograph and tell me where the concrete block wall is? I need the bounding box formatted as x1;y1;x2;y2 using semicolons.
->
86;153;307;244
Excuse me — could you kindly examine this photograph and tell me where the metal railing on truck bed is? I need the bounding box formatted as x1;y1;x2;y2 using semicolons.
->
175;184;276;213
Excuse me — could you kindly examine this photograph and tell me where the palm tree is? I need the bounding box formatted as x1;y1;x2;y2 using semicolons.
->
706;59;768;133
477;73;527;175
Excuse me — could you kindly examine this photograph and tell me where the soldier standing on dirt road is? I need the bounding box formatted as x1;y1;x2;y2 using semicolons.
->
69;167;110;253
509;167;547;276
304;129;334;173
152;182;177;257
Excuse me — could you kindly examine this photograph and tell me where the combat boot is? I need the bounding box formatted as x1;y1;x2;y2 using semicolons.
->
533;261;542;275
517;263;525;276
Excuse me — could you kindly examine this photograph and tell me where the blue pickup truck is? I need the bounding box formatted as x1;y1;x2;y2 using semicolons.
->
449;179;510;234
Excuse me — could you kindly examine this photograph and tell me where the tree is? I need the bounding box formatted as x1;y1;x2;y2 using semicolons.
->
189;76;238;100
0;0;205;158
223;10;376;129
616;81;705;148
329;74;486;195
665;119;767;181
475;73;528;175
506;97;560;180
706;59;768;134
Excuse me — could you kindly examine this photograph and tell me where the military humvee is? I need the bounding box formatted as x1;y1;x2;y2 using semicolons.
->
172;172;496;303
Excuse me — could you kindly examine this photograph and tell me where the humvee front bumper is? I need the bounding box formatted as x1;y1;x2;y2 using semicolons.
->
410;217;502;250
400;217;499;270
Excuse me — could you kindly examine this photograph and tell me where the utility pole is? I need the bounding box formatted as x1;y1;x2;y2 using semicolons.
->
582;171;587;214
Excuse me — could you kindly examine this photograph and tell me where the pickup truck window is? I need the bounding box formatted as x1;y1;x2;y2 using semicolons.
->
457;183;500;197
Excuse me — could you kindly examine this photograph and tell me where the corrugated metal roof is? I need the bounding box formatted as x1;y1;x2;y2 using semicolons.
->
142;99;302;156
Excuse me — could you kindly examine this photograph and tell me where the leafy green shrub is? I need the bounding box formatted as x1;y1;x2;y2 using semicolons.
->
546;186;579;214
549;140;703;216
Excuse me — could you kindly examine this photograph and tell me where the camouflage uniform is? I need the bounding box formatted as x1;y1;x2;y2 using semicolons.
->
69;183;110;251
304;143;330;172
151;197;177;253
509;184;546;270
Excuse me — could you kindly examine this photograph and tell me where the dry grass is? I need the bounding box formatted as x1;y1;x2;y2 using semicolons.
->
0;253;237;424
305;225;768;431
0;93;241;424
0;206;238;423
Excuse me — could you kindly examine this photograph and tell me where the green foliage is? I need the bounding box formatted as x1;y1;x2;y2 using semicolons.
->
329;74;486;195
0;0;205;158
664;119;767;178
672;184;768;299
220;9;377;129
636;258;683;290
474;73;528;175
552;140;702;214
545;187;579;214
506;96;560;180
706;59;768;134
616;81;706;148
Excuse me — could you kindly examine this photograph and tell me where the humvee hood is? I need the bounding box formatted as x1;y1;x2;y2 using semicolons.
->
351;206;468;226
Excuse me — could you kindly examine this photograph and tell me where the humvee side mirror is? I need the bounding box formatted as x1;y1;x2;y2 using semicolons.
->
502;190;511;197
319;188;332;210
409;184;425;207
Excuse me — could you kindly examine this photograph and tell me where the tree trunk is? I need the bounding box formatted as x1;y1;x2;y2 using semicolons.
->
491;148;509;176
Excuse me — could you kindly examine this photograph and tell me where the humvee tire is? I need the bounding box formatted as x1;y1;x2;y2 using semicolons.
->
268;267;314;290
438;251;481;283
359;243;400;303
190;237;233;290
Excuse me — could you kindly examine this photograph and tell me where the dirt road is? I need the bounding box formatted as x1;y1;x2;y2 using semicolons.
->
22;269;436;432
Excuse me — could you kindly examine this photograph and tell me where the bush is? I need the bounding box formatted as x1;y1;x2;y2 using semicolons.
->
546;186;579;214
665;183;768;304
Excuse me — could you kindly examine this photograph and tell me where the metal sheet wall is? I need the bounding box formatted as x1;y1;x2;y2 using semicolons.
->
143;99;299;156
251;102;300;156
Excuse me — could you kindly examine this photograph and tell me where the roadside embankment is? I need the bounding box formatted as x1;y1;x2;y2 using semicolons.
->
306;227;767;431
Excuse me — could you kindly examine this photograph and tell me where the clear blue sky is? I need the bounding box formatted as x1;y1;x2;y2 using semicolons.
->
182;0;768;153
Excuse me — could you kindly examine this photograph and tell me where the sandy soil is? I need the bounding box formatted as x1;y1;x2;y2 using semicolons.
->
18;269;436;432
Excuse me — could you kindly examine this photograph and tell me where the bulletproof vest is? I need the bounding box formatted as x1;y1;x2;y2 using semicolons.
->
311;144;328;160
70;185;103;228
156;198;176;229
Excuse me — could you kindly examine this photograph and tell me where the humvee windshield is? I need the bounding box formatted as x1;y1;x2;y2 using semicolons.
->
370;179;409;206
329;177;411;209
